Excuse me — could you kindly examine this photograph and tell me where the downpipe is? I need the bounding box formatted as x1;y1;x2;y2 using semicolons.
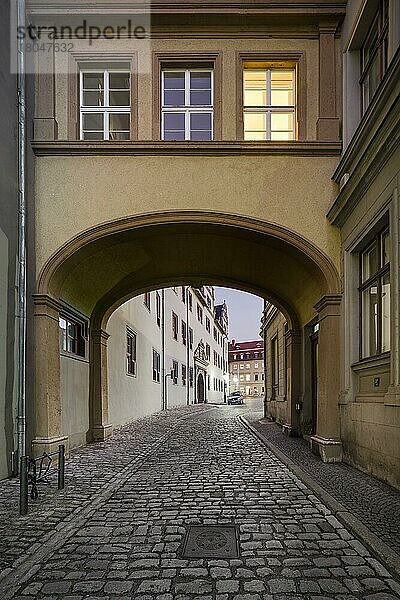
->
16;0;27;473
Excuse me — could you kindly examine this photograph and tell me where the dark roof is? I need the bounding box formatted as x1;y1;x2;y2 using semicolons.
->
229;340;263;352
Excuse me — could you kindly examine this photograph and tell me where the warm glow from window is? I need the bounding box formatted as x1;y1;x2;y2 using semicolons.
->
243;67;296;141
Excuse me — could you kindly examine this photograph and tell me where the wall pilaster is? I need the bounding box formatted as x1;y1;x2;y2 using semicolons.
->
311;294;343;462
89;329;113;441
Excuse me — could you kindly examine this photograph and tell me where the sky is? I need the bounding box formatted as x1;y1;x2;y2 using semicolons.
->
214;287;264;342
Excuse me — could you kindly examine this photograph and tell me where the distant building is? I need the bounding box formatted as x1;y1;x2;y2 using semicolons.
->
228;340;265;398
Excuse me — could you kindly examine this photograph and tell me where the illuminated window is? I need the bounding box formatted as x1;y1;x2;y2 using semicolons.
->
243;66;296;140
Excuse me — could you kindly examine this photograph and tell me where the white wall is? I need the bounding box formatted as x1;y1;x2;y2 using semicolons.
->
108;294;163;424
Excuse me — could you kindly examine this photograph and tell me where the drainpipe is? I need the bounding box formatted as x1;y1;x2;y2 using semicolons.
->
161;289;166;410
16;0;27;471
186;286;190;405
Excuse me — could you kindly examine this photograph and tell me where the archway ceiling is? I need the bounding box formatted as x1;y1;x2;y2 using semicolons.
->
50;222;328;327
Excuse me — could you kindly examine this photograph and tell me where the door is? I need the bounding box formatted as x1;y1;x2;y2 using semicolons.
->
310;331;319;435
197;372;205;403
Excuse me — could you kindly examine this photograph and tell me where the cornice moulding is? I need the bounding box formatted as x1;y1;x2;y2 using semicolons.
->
32;140;342;157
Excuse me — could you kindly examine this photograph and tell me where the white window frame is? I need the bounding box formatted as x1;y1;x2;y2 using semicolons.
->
243;67;296;140
161;68;214;141
79;68;131;141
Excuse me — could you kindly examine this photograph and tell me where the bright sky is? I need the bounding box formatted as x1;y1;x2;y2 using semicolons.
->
214;287;263;342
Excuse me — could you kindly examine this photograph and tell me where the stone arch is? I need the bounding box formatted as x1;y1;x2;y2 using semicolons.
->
32;211;342;461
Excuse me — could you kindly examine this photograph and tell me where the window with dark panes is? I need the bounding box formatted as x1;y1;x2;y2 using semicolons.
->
360;0;389;113
360;228;390;358
189;366;194;387
59;315;86;357
152;349;160;382
172;312;179;340
182;320;187;345
161;69;213;140
188;327;193;350
144;292;151;310
126;329;137;375
156;292;161;327
182;364;187;386
80;68;131;140
172;360;178;384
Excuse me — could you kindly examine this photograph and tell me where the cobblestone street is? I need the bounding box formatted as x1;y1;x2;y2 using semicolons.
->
0;402;400;600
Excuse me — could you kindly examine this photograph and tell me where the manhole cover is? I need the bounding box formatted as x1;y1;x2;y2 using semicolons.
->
182;525;239;558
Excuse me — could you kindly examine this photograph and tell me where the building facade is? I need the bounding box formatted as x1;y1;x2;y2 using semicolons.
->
0;0;398;488
262;0;400;488
58;285;228;448
228;340;265;398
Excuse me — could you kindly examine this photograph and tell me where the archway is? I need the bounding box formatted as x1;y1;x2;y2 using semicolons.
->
32;211;342;462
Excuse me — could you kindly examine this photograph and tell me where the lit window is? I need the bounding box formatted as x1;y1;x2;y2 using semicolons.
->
126;329;137;375
80;68;131;140
243;65;296;140
360;228;390;358
161;69;213;140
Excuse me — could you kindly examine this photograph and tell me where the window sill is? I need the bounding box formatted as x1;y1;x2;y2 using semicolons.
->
351;352;391;372
60;351;88;364
32;140;342;157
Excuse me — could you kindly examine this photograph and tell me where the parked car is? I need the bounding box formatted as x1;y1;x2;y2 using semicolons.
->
227;391;244;405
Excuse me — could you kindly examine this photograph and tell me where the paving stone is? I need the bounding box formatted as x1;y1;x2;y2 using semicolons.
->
0;404;399;600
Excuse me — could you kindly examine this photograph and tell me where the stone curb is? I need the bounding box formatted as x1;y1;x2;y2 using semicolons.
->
239;415;400;581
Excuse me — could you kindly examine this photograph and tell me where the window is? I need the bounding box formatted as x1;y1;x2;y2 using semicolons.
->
161;68;213;140
189;366;194;387
181;286;186;303
243;65;296;140
188;292;193;311
255;374;259;381
360;0;389;114
246;363;250;369
59;315;86;357
172;360;178;384
172;312;179;340
233;354;237;360
182;320;187;345
206;343;210;360
156;292;161;327
240;375;244;381
182;364;187;386
144;292;151;310
240;364;244;370
197;304;203;323
240;354;244;359
271;335;279;398
126;329;137;375
213;327;218;341
233;364;238;370
80;68;131;140
360;228;390;358
245;374;251;382
205;316;211;333
254;352;259;359
254;363;259;369
152;349;160;382
188;327;193;349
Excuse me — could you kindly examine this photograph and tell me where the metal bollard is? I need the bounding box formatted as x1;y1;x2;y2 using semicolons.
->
20;455;28;516
58;444;65;490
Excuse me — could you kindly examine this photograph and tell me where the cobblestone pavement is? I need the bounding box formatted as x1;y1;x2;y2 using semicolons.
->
246;411;400;557
0;402;400;600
